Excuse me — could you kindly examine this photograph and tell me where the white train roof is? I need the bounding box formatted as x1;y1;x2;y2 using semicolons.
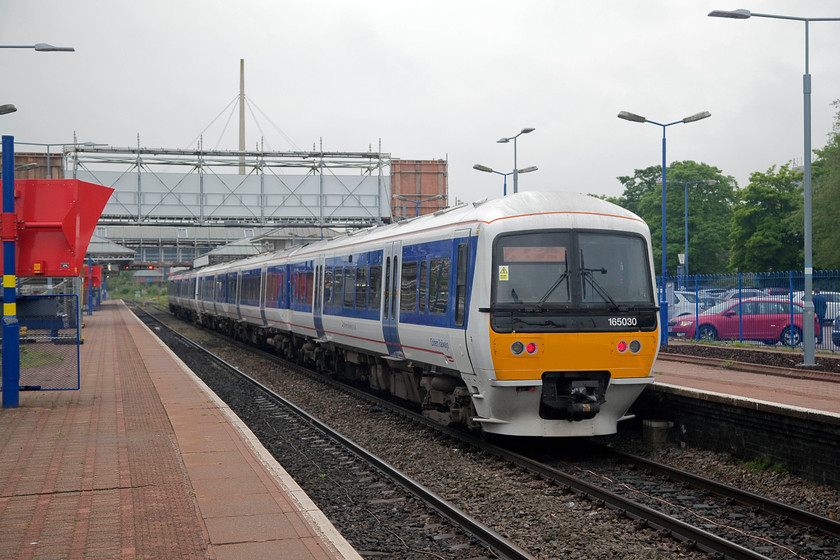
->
184;191;647;276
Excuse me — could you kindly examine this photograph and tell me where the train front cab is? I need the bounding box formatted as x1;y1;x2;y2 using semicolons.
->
471;227;659;437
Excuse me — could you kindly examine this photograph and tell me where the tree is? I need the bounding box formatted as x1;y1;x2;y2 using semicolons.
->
615;161;735;275
728;164;802;272
812;99;840;269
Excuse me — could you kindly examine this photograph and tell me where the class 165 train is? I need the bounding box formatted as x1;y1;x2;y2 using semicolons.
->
168;191;660;437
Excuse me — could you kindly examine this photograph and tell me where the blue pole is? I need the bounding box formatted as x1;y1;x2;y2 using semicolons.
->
660;129;668;346
684;182;689;279
2;135;20;408
87;256;93;315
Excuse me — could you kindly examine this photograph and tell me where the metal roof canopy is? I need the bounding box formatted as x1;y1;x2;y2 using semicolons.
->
67;146;392;227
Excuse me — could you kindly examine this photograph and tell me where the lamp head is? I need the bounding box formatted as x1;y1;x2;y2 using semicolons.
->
518;166;538;174
618;111;646;123
683;111;711;123
473;164;494;173
521;127;535;134
33;42;75;52
0;104;17;115
496;137;510;144
708;9;751;19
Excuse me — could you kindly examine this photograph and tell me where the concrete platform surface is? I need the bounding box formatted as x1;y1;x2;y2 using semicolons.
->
654;352;840;416
0;300;361;560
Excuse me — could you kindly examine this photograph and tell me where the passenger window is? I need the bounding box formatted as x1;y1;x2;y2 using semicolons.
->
369;265;382;311
324;270;333;305
455;243;468;326
400;261;418;313
335;268;344;307
391;257;399;318
429;258;450;314
383;259;391;319
344;268;355;308
419;261;428;313
356;266;368;309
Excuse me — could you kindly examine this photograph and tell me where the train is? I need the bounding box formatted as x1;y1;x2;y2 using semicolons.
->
168;191;660;437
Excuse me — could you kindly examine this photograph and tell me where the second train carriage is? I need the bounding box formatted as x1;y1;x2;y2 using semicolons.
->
169;191;660;437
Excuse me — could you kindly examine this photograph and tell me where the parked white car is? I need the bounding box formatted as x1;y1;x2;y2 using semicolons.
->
792;291;840;325
670;291;708;320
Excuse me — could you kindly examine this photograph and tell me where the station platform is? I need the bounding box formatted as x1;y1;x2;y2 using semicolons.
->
0;300;362;560
653;349;840;416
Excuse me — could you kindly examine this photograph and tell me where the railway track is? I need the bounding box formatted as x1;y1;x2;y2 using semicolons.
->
132;304;534;560
135;303;840;559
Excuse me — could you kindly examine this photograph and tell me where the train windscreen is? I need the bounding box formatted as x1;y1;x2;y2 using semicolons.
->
491;230;656;332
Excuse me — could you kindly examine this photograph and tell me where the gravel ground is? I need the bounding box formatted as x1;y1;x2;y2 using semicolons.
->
154;309;840;558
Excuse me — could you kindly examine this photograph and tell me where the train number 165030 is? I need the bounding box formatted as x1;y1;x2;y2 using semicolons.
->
608;317;637;327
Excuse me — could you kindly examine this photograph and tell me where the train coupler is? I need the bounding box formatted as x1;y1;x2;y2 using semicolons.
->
539;371;609;421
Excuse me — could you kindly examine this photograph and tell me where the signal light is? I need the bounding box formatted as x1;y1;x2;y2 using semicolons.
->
617;340;628;353
525;342;538;354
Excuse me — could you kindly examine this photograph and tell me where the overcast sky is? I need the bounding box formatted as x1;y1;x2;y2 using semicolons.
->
2;1;840;205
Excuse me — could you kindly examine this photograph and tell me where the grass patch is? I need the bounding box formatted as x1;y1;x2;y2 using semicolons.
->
20;347;65;368
744;457;787;473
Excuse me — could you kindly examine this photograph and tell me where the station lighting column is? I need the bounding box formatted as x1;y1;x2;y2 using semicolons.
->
618;110;711;346
708;8;840;366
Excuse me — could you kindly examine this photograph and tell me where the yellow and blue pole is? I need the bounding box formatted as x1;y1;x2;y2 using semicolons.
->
2;135;20;408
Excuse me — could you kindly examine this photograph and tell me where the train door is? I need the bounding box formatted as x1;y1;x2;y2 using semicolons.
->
453;228;475;371
382;240;403;358
313;257;325;339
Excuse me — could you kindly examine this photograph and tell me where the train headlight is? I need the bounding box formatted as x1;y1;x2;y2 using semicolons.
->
629;340;641;353
511;341;525;355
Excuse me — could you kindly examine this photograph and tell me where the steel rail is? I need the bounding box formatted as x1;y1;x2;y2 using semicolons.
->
134;306;536;560
147;304;775;560
606;448;840;539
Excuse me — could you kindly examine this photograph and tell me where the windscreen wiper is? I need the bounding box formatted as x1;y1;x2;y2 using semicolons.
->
536;271;569;308
581;267;625;311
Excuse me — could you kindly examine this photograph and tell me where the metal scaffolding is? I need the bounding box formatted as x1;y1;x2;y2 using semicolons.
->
67;145;392;228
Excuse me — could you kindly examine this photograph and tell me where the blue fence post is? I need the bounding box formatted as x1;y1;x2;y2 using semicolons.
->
2;135;20;408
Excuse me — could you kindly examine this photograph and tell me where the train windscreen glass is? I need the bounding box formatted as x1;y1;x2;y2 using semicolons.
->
492;231;653;307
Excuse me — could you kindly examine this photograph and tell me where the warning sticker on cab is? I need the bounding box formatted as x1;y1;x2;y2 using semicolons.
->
498;266;509;281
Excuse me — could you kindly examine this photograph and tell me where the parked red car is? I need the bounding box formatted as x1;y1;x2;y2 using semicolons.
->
668;298;819;346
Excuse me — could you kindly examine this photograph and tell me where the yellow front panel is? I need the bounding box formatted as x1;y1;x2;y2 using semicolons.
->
490;329;658;381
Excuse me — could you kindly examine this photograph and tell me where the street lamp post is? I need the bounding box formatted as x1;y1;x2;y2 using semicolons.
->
659;179;717;279
496;128;535;194
618;110;711;346
16;141;104;179
708;9;840;366
1;41;74;409
393;194;446;218
473;164;538;196
0;43;75;52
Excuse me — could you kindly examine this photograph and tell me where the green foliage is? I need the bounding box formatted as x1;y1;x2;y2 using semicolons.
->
743;458;787;473
615;161;736;275
812;100;840;269
728;164;803;272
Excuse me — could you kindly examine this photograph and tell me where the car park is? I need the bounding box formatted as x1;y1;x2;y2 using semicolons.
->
721;288;767;301
791;291;840;325
670;290;707;319
669;297;819;346
832;314;840;346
